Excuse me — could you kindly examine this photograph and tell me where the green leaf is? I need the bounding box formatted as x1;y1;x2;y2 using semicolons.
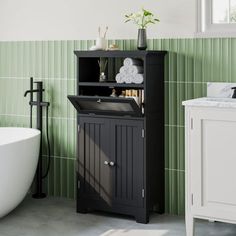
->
124;8;159;27
143;9;152;16
124;13;132;18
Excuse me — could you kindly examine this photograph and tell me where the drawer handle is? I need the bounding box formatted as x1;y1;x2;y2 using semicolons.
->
104;161;115;167
104;161;109;165
109;161;115;167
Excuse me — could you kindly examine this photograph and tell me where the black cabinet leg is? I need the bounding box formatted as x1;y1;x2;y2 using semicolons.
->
77;206;88;214
135;212;149;224
77;209;88;214
153;203;165;214
157;205;165;214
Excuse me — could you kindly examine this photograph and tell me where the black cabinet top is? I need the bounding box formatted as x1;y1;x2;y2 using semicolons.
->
74;50;167;58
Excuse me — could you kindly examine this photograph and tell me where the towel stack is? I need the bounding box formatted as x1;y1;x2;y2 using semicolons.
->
115;58;144;84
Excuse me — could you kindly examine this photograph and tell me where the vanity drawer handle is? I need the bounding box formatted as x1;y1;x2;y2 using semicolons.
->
104;161;115;167
104;161;109;165
109;161;115;167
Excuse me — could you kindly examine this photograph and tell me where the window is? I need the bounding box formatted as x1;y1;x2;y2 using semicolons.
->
197;0;236;36
213;0;236;23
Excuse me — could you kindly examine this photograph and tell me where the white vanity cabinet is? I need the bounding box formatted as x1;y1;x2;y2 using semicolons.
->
183;98;236;236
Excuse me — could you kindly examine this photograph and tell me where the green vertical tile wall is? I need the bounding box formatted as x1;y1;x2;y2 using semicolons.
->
0;38;235;215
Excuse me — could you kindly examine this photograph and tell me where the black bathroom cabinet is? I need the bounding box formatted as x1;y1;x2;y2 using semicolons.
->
68;50;167;223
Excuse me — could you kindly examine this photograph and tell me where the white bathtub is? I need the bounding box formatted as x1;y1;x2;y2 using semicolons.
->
0;127;40;218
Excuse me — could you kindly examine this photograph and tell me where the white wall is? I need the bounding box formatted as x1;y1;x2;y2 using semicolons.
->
0;0;196;41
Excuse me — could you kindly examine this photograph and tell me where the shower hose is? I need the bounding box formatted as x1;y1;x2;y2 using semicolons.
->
42;105;51;179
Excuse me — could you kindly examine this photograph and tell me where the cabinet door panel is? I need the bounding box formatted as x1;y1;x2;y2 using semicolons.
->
78;117;112;205
110;119;144;208
190;109;236;220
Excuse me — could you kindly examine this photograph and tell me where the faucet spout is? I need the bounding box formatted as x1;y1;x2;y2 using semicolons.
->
24;89;45;97
24;90;31;97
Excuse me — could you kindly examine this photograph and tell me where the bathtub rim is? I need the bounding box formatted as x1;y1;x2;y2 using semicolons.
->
0;127;41;147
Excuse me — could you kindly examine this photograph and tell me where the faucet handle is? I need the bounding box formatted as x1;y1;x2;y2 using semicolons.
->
30;77;33;89
34;81;43;85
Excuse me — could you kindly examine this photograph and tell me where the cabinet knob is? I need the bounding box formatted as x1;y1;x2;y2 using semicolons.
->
104;161;109;165
109;161;115;167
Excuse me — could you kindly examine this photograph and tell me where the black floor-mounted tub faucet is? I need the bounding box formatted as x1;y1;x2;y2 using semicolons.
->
24;77;51;199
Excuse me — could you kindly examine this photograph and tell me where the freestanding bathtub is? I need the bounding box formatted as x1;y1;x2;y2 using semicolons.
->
0;127;40;218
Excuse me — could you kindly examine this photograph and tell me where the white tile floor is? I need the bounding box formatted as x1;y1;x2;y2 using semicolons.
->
0;197;236;236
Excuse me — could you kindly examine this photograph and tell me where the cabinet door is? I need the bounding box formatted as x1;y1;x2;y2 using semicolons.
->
110;119;144;208
78;117;112;205
190;108;236;220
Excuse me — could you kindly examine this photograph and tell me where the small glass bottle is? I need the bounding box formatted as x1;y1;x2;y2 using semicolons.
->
99;72;107;82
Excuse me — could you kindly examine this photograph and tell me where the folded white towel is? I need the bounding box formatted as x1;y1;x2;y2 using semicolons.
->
124;58;142;67
129;65;144;75
115;73;125;83
124;75;133;84
119;65;143;75
119;66;129;74
132;74;144;84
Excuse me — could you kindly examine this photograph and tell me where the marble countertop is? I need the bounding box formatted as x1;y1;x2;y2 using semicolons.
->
182;97;236;108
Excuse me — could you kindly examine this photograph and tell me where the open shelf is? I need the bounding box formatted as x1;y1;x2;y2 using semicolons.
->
79;82;144;89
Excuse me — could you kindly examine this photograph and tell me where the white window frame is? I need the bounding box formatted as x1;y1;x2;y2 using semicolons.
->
196;0;236;37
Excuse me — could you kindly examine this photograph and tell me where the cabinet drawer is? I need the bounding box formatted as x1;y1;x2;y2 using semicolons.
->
68;95;142;117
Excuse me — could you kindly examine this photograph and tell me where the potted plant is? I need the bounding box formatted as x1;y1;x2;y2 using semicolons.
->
125;8;160;50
